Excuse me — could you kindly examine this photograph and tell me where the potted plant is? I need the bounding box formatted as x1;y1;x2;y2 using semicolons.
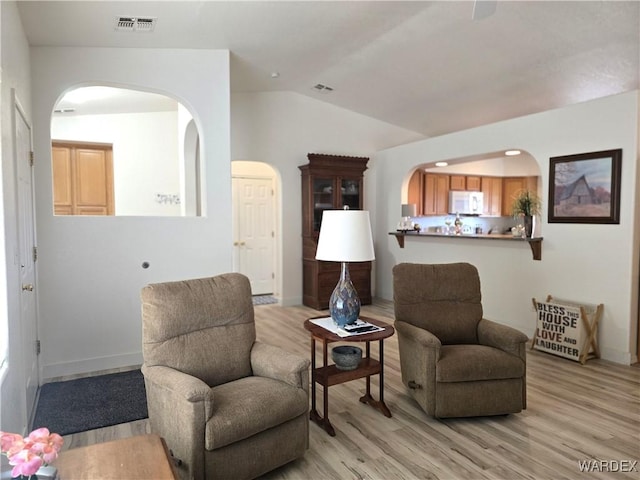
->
511;190;542;238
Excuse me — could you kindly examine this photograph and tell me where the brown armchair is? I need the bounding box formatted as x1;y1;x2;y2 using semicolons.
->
393;262;527;418
141;273;310;480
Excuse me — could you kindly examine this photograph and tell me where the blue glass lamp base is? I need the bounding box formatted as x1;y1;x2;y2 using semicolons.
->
329;262;361;327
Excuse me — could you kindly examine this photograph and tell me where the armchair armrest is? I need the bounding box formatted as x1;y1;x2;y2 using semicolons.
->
142;364;212;403
394;320;440;415
477;318;528;359
251;341;311;392
141;365;213;479
395;320;442;352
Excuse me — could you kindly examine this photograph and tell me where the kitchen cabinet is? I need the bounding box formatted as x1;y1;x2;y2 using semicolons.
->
466;176;481;191
481;176;503;216
424;174;449;215
449;175;481;192
407;170;449;216
407;169;424;216
449;175;466;191
299;153;371;310
52;141;114;216
502;176;538;216
409;171;537;218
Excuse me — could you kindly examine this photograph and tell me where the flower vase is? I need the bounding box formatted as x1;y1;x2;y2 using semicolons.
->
523;215;534;238
8;466;58;480
329;262;360;327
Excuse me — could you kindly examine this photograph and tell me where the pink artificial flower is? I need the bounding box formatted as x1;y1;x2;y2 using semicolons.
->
1;428;63;476
26;427;50;442
9;448;44;477
0;431;25;457
1;431;15;451
27;428;63;464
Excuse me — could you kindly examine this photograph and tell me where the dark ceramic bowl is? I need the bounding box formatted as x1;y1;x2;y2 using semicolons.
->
331;345;363;371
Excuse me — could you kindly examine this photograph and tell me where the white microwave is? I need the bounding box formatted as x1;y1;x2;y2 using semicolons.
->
449;191;483;215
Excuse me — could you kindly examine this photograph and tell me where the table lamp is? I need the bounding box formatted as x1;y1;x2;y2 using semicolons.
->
315;207;375;327
398;203;417;231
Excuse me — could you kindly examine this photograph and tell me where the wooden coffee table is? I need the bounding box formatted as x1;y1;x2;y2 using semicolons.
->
55;434;177;479
303;316;395;436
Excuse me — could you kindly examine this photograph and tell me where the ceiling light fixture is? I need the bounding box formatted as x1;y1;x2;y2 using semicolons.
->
271;72;280;79
505;150;521;156
435;161;448;167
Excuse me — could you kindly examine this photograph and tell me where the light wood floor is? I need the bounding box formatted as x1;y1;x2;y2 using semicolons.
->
58;300;640;479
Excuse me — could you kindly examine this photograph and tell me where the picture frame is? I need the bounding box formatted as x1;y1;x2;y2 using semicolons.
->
548;149;622;224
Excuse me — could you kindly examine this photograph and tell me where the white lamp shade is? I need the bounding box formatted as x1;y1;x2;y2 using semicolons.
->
401;203;417;217
315;210;375;262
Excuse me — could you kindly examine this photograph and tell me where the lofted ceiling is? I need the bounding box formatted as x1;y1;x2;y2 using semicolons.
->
18;1;640;138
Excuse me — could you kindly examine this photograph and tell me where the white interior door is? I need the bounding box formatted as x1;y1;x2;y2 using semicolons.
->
232;177;275;295
15;94;39;421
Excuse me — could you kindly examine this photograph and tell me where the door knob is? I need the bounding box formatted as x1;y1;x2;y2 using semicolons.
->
22;284;34;292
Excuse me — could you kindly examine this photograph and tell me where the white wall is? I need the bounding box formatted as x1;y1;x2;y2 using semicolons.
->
422;155;541;177
31;47;231;379
0;0;32;434
178;104;197;216
231;91;423;305
373;91;640;364
52;110;182;216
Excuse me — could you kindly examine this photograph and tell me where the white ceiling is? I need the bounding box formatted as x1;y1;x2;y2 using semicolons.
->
18;1;640;137
54;86;179;116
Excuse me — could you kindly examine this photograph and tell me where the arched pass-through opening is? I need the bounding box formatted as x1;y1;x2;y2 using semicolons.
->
400;149;543;236
51;85;202;216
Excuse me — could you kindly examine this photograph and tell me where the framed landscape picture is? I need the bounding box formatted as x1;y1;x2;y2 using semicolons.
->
548;149;622;224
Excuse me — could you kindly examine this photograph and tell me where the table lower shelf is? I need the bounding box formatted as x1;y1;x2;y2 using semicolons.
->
310;358;390;437
313;358;381;387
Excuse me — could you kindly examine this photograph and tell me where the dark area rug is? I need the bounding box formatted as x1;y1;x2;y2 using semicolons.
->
32;369;147;436
252;295;277;305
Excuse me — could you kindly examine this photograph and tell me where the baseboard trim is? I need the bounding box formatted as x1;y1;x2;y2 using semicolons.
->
41;352;143;383
599;347;634;366
280;296;302;307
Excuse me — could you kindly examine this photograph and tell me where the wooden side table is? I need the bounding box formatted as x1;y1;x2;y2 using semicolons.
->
303;316;395;436
55;434;177;479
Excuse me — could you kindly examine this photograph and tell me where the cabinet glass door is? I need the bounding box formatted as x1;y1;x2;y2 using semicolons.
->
340;179;361;210
313;177;335;232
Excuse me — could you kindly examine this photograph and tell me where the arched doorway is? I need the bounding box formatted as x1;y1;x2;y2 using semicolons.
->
231;161;280;298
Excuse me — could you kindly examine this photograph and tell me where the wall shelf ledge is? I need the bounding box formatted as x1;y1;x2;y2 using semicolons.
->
389;231;543;261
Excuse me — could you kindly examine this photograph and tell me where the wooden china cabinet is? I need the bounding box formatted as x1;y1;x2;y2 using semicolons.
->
299;153;372;310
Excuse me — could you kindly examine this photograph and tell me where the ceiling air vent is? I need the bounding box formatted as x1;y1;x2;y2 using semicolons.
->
115;16;157;33
313;84;334;94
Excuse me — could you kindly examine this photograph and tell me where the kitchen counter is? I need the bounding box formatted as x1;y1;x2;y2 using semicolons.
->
389;231;543;260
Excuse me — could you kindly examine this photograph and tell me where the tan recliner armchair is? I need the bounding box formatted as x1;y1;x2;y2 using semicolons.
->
141;273;310;480
393;262;528;418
